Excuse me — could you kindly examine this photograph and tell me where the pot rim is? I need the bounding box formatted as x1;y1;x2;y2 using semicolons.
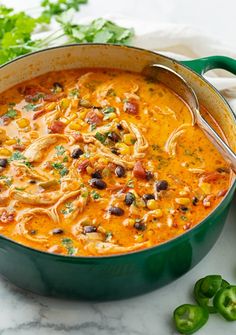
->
0;43;235;260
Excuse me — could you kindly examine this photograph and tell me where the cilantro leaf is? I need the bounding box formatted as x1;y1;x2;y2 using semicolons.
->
5;108;17;118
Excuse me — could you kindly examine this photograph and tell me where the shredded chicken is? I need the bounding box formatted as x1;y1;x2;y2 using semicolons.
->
15;208;57;243
164;123;192;156
85;241;150;255
24;134;68;163
11;189;62;205
120;120;148;158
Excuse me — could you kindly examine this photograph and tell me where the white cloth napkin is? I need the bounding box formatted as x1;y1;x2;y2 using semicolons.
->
29;10;236;114
68;15;236;114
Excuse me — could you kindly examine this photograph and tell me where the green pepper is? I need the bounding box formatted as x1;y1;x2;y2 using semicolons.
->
213;285;236;321
194;276;229;313
173;304;209;334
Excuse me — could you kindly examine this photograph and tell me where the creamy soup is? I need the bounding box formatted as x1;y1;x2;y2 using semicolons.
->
0;69;231;256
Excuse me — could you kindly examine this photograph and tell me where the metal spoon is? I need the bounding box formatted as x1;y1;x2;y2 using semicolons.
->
142;64;236;174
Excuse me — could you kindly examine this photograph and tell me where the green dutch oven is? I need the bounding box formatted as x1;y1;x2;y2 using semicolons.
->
0;44;235;300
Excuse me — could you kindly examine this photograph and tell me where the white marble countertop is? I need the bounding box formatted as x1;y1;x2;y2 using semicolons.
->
1;1;236;334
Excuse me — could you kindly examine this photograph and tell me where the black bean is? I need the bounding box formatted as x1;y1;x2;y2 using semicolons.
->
52;228;64;235
155;180;168;192
107;131;120;142
108;206;124;216
91;171;102;179
83;226;97;234
125;192;135;206
0;158;8;168
192;197;199;206
142;193;155;202
71;148;84;159
179;206;188;212
216;167;230;174
89;178;107;190
134;221;146;231
53;82;64;91
115;165;125;178
117;123;123;131
29;180;37;184
29;229;37;235
111;147;119;155
146;171;154;181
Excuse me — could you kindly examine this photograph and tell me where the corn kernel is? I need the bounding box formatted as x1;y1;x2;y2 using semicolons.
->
86;166;94;175
60;117;70;125
115;143;130;155
104;112;117;120
175;197;190;205
69;113;78;121
123;134;135;145
45;102;56;112
5;139;17;145
153;209;163;218
200;182;211;195
60;98;70;109
17;118;30;128
0;148;11;156
78;111;87;120
147;199;158;210
29;131;39;140
135;234;143;242
69;122;81;131
136;198;146;208
122;218;135;227
98;157;108;165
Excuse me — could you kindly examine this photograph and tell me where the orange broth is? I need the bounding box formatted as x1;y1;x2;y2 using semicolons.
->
0;69;231;256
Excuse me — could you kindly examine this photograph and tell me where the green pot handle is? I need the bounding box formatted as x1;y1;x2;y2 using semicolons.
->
181;56;236;75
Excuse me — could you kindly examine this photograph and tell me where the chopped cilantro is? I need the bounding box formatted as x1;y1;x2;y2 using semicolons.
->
24;103;37;111
55;145;66;156
180;215;188;221
68;88;79;98
0;175;12;187
51;162;64;170
5;109;17;118
95;132;106;144
51;162;68;176
9;151;25;161
105;231;113;241
15;186;26;191
60;167;68;177
127;179;134;188
61;202;74;215
91;190;101;200
102;106;115;114
90;123;97;131
61;237;76;255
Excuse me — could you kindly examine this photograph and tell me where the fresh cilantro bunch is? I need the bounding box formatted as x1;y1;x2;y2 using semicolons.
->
0;1;135;66
39;0;88;23
58;17;134;44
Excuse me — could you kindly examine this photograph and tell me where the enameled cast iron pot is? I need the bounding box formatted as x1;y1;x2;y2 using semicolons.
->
0;44;235;300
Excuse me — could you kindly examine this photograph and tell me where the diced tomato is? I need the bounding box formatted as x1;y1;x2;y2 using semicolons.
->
133;161;146;179
12;144;26;151
33;109;46;120
43;92;66;102
0;210;15;223
200;171;222;183
78;159;90;172
72;132;83;142
85;110;102;125
48;121;65;134
217;189;228;197
124;100;139;114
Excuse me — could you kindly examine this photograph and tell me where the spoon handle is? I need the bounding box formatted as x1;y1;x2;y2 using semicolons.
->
198;115;236;174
